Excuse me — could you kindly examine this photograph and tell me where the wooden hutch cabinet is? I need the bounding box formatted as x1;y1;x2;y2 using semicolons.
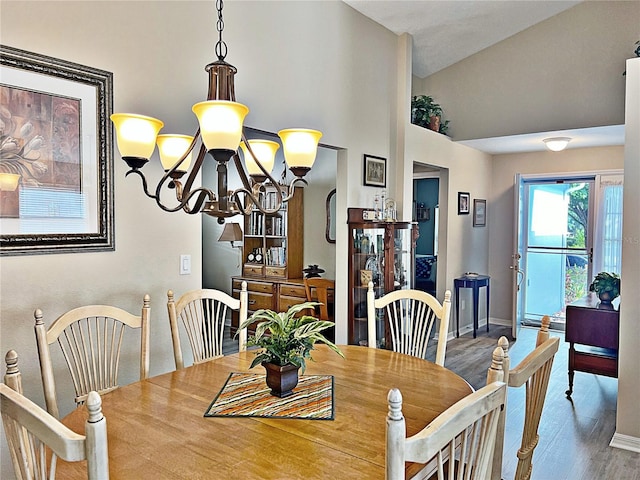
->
231;187;307;334
347;208;417;347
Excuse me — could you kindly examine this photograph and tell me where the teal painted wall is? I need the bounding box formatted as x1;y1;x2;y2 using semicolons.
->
413;178;439;254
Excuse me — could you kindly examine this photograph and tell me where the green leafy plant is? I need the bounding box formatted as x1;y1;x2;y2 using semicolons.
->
589;272;620;300
411;95;450;135
237;302;343;373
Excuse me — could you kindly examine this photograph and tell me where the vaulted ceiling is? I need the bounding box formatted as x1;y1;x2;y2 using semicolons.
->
343;1;624;154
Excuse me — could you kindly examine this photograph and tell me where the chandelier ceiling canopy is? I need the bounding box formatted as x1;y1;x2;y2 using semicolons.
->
110;0;322;224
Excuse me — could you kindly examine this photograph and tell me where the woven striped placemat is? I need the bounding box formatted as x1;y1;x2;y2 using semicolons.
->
205;372;334;420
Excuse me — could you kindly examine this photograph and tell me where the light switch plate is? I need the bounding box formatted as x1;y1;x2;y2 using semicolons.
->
180;254;191;275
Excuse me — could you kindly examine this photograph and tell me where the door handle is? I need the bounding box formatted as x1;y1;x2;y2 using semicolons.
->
510;253;524;291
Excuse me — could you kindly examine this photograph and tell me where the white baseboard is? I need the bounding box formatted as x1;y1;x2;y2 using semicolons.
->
489;317;511;327
610;432;640;453
438;318;510;341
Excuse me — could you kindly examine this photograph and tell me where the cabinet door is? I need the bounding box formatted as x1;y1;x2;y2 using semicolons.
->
348;224;386;345
390;224;415;291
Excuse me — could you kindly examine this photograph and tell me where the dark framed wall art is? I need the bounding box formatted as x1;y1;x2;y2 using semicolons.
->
363;154;386;187
473;199;487;227
458;192;470;215
0;45;114;255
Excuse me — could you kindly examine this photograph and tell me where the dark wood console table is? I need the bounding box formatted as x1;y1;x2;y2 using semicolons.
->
454;274;490;338
565;295;619;398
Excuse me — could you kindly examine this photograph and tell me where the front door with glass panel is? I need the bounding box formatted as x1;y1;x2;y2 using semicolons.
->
521;179;593;328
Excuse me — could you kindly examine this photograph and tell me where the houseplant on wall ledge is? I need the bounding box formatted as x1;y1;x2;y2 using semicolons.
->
589;272;620;305
411;95;450;135
237;302;343;397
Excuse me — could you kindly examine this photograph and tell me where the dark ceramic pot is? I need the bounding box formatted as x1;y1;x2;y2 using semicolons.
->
262;362;299;398
598;291;613;304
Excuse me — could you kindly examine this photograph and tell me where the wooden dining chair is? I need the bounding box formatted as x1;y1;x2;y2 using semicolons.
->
303;277;335;321
367;282;452;366
304;277;335;341
34;295;151;419
167;282;248;370
386;346;506;480
2;350;109;479
491;315;560;480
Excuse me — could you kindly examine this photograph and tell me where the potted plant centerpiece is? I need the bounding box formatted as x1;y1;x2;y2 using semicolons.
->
237;302;343;398
589;271;620;305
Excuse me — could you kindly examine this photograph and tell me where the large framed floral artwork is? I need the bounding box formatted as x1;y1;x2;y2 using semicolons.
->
0;45;114;255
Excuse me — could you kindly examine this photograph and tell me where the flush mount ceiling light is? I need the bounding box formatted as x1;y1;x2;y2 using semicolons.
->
543;137;571;152
110;0;322;224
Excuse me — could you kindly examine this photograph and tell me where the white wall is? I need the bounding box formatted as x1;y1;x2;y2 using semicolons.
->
614;56;640;449
415;1;640;140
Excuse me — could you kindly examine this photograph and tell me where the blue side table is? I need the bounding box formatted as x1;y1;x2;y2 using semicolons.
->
454;274;490;338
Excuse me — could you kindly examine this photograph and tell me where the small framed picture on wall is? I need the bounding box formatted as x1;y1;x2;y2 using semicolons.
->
458;192;470;215
473;199;487;227
363;154;386;187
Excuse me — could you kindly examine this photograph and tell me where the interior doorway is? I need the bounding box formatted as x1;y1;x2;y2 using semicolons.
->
413;164;440;296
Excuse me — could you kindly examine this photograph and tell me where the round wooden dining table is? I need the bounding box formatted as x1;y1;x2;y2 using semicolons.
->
60;345;472;479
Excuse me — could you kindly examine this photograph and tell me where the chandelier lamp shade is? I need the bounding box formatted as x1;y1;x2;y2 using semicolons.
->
0;173;20;191
110;0;322;224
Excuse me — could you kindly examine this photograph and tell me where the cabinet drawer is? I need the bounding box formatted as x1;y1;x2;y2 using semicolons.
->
279;295;311;312
246;281;273;294
265;266;287;278
233;279;272;294
243;264;264;276
279;283;306;298
247;292;273;311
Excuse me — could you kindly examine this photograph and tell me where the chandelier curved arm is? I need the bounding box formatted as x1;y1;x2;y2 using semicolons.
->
151;132;217;214
171;180;215;214
125;169;159;201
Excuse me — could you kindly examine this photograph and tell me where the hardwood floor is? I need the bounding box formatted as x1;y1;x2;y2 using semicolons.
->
225;325;640;479
442;325;639;480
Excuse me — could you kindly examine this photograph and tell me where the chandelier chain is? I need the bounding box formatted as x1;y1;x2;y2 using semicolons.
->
215;0;228;61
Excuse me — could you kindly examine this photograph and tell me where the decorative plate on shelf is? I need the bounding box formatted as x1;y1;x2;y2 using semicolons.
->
365;256;380;280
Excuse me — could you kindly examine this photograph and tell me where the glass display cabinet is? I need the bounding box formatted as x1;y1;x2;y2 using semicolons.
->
347;208;417;347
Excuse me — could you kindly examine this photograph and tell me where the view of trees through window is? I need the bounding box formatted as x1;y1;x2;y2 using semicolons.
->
565;183;589;304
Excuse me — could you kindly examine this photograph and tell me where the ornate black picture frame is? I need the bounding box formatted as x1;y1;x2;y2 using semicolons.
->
0;45;114;255
363;154;386;187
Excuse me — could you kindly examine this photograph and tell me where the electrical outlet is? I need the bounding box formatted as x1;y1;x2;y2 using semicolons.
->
180;254;191;275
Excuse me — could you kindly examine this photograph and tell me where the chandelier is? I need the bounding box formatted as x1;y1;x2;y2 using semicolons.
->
110;0;322;224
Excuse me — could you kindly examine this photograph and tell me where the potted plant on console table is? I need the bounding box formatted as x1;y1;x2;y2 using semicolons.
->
589;271;620;305
237;302;343;398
